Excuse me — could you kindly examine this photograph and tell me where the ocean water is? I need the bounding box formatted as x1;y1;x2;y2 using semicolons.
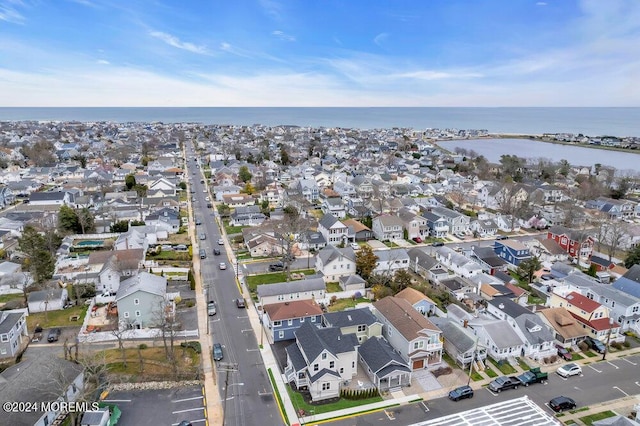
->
0;107;639;136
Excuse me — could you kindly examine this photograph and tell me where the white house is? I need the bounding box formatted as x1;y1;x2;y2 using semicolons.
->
315;245;356;283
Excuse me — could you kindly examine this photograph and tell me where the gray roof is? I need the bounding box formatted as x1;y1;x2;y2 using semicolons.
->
0;312;24;335
116;272;166;300
375;248;409;263
295;321;358;362
257;277;326;298
317;244;356;265
0;352;84;426
309;368;341;384
481;321;523;349
613;276;640;299
592;415;640;426
514;314;554;345
27;288;65;303
430;317;476;353
359;336;410;376
285;342;307;371
488;297;531;319
406;247;440;270
338;274;366;288
29;191;67;201
323;307;379;329
318;213;341;229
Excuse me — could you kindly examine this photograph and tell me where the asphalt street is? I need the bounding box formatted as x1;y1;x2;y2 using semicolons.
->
187;148;282;426
328;353;640;426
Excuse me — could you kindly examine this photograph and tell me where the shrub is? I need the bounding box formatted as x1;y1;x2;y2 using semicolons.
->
548;355;558;363
138;343;148;350
623;340;631;348
578;341;589;352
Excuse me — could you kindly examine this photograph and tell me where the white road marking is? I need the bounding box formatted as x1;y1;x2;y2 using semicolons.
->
613;386;629;396
622;358;638;366
421;402;430;412
635;381;640;387
247;348;260;352
241;329;253;333
173;407;205;414
172;396;204;403
607;361;619;369
587;365;602;373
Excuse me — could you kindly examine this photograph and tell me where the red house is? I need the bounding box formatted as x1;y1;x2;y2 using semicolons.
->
547;225;594;259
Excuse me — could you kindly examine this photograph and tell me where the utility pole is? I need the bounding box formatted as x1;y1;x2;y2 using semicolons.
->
602;317;615;361
467;337;479;386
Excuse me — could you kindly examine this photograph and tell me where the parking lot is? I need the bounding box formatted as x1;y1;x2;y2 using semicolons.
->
104;385;206;426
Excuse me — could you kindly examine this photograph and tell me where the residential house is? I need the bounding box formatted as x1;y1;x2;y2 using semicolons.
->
322;307;383;343
256;277;326;306
0;352;85;426
145;208;180;233
430;317;487;367
114;227;148;251
371;215;404;241
538;307;590;347
115;272;168;329
612;265;640;299
221;193;255;208
317;213;349;246
358;336;412;391
0;310;28;358
526;238;569;263
262;299;323;342
398;207;429;240
487;297;556;360
88;249;145;295
495;214;522;233
407;247;448;283
472;320;525;362
547;225;595;260
320;197;347;219
471;218;499;238
342;218;373;242
395;287;436;317
439;276;477;301
429;206;471;235
470;246;509;275
372;248;410;275
28;191;72;206
435;247;483;278
28;288;68;313
213;184;243;202
294;179;320;204
245;233;284;258
372;296;443;370
230;205;267;227
493;239;532;267
284;322;359;401
338;274;366;292
315;245;356;283
299;230;327;252
422;211;449;238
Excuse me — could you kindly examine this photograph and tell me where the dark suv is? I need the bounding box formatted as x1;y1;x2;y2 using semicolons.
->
583;336;606;354
448;385;474;401
268;262;284;272
47;328;61;342
549;396;576;412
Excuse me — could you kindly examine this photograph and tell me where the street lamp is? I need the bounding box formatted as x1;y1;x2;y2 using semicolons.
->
602;317;615;361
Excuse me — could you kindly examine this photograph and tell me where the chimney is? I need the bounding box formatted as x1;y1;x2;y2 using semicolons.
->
463;319;468;328
499;303;505;310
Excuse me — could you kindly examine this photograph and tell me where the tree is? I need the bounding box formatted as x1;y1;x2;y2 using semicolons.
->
58;205;80;234
355;246;378;281
133;183;148;197
624;245;640;269
391;269;412;293
76;207;95;234
178;181;187;190
279;146;290;165
125;174;136;190
610;176;631;199
18;226;55;284
242;182;255;195
517;256;542;284
217;203;231;218
238;165;252;183
110;220;130;233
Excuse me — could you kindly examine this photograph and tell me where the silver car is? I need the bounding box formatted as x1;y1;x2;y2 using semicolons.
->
556;363;582;378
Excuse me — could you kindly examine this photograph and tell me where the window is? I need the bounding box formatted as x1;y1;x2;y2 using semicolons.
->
273;321;281;327
300;317;305;323
288;319;293;326
134;298;140;305
340;367;344;374
311;316;316;322
0;335;7;342
329;361;335;369
357;325;366;332
322;352;327;360
314;364;319;372
124;312;130;318
413;341;424;350
278;331;284;339
322;383;330;391
135;310;141;317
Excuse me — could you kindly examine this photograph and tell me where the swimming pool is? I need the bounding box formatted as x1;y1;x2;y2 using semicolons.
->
75;240;104;247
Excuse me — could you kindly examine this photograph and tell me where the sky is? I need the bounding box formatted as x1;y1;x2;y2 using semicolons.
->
0;0;638;107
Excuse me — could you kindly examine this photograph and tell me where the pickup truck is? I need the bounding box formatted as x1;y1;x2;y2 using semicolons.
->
488;376;520;393
516;367;548;386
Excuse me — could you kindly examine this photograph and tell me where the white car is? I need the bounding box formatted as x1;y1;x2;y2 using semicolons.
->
217;238;224;245
350;242;360;250
556;363;582;378
219;262;227;270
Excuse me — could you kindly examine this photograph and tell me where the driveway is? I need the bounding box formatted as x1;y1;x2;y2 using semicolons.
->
411;369;442;392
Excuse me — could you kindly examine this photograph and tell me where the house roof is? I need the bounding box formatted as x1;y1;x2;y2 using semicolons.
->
27;288;65;303
309;368;341;384
538;307;589;340
514;314;554;345
564;292;601;313
612;276;640;299
317;245;356;265
569;312;619;331
406;247;440;270
285;341;307;371
480;321;523;349
323;307;380;328
263;299;322;321
81;409;109;425
318;213;341;229
0;352;84;426
536;237;567;255
341;218;371;233
257;277;326;298
548;225;593;242
338;274;366;288
116;272;166;300
395;287;436;306
359;336;410;375
0;312;24;334
488;297;531;319
373;296;440;341
295;321;358;362
430;316;476;353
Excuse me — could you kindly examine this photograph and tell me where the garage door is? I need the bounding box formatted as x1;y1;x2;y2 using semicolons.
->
412;359;424;369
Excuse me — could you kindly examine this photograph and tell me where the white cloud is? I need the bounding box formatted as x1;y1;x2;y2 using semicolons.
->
259;0;283;20
536;2;547;6
149;31;208;55
272;30;295;42
97;59;110;65
0;0;25;24
373;32;389;47
393;70;483;80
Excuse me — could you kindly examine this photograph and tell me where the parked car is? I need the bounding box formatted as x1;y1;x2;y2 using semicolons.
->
199;233;206;240
556;345;572;361
583;336;606;354
412;236;422;243
235;298;246;308
213;343;223;361
448;385;474;401
207;301;217;316
350;242;360;250
213;248;221;255
432;241;444;247
219;262;227;270
195;218;202;225
488;376;520;393
495;235;509;240
199;249;207;259
516;367;548;386
549;396;576;412
47;328;61;343
217;238;224;245
556;363;582;378
269;262;284;272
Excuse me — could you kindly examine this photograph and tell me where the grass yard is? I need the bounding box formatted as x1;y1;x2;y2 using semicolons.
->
286;385;383;416
583;350;598;358
571;352;585;361
489;358;517;375
327;298;370;312
326;282;341;293
470;370;484;382
442;353;460;369
148;250;192;261
167;232;191;245
579;410;616;426
515;357;531;371
100;345;200;381
27;305;88;330
484;366;498;378
0;293;23;304
224;224;245;235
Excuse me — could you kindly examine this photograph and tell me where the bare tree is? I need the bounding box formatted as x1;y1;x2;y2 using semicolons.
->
152;299;181;375
495;183;530;231
599;220;629;261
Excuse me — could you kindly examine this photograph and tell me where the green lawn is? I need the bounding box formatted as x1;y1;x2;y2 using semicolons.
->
489;358;517;375
515;357;531;371
470;371;484;382
0;293;23;304
571;352;585;361
148;250;192;261
224;225;244;234
286;385;383;416
327;298;370;312
484;367;498;378
246;270;316;293
442;353;460;369
583;350;598;358
579;410;616;426
27;305;88;330
326;282;341;293
267;369;289;426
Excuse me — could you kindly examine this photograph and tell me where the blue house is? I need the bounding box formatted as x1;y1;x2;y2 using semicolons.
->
262;299;324;342
493;239;532;267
